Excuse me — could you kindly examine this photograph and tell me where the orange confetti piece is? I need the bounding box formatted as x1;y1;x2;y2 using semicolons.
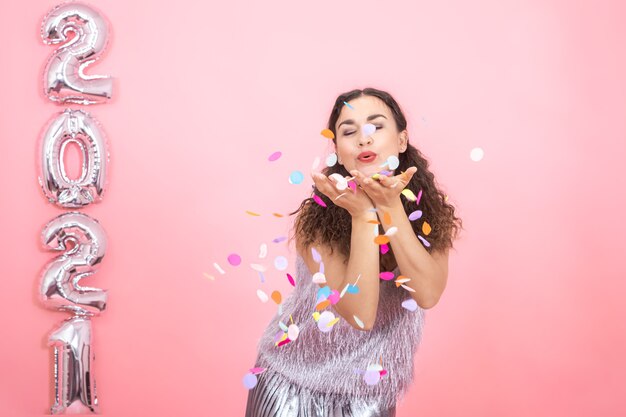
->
422;221;432;235
367;220;381;225
383;212;392;225
320;128;335;139
271;290;282;304
395;275;410;287
374;235;390;245
202;272;215;281
316;299;331;311
272;213;284;217
246;211;261;216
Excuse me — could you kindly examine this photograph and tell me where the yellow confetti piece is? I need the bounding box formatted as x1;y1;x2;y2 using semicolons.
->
320;128;335;139
367;220;381;225
290;315;294;324
371;173;380;180
327;317;340;327
316;299;331;311
246;211;261;216
383;212;392;225
444;195;449;201
374;235;390;245
272;213;284;217
422;221;432;235
271;291;282;304
202;272;215;281
312;312;321;321
401;189;417;201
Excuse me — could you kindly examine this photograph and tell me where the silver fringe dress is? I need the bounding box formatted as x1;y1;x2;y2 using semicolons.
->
246;255;426;417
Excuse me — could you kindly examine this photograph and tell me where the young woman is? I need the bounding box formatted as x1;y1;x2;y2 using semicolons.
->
246;87;463;417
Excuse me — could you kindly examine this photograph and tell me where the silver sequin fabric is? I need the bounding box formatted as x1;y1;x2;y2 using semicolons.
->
247;254;426;415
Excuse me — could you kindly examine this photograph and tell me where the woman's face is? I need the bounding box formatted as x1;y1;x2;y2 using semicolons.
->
334;95;408;178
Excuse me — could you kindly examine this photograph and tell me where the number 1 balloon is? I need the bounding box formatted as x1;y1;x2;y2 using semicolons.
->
38;109;109;208
41;2;113;104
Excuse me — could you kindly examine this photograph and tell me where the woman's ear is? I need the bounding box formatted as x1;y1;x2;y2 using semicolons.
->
399;131;408;152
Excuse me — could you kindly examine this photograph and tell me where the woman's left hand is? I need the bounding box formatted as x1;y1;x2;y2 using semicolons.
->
349;166;418;208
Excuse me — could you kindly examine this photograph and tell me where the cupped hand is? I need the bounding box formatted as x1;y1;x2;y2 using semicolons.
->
349;166;418;208
311;172;375;218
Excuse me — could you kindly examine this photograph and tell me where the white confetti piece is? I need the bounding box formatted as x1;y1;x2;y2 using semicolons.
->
259;243;268;259
353;315;365;329
257;289;269;303
385;226;398;236
213;263;225;274
250;263;267;272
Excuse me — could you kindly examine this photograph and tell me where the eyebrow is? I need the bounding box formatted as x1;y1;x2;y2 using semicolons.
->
337;114;387;130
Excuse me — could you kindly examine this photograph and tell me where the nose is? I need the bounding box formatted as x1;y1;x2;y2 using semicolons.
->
358;132;373;146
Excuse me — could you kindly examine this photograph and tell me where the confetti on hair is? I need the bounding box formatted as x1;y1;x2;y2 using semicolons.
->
202;272;215;281
353;315;365;329
401;284;416;293
327;317;340;328
268;151;282;161
320;128;335;139
374;235;390;245
422;221;432;235
286;273;296;287
401;189;417;201
402;298;418;311
416;189;423;205
380;271;395;281
311;247;322;263
249;367;266;375
313;194;327;207
343;101;354;109
245;211;261;216
213;263;226;274
395;276;411;287
408;210;423;221
316;299;331;311
417;235;431;247
380;244;390;255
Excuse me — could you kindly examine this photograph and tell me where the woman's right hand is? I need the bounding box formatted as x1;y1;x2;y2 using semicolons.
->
311;172;375;218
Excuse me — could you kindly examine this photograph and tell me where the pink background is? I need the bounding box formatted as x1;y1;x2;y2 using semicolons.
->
1;0;625;416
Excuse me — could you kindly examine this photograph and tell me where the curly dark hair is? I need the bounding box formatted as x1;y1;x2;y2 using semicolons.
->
288;87;463;269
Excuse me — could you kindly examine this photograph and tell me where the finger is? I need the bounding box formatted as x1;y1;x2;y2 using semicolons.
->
311;173;335;198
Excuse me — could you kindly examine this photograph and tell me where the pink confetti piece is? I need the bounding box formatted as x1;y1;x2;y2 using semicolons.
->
328;290;340;305
311;247;322;263
313;194;327;207
287;273;296;287
380;244;390;255
380;370;388;377
379;271;395;281
268;151;282;161
249;367;266;375
348;180;357;192
227;253;241;266
416;189;423;205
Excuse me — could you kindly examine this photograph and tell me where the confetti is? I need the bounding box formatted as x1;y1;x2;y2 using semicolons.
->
422;221;432;235
311;247;322;263
417;235;431;247
289;171;304;185
258;271;265;283
268;151;282;161
326;153;338;167
317;286;331;300
343;101;354;109
245;211;261;216
278;321;289;332
380;244;390;255
327;317;340;328
257;289;269;303
259;243;267;258
401;284;416;293
362;123;376;136
387;155;399;170
312;272;326;284
317;311;336;332
286;273;296;287
401;298;418;311
202;272;215;281
312;312;321;321
374;235;390;245
312;156;321;169
320;128;335;139
272;213;284;217
328;290;340;305
272;236;287;243
383;212;392;225
353;315;365;329
385;227;398;237
288;324;300;341
395;276;411;286
271;291;282;304
274;256;288;271
348;180;357;192
213;263;225;274
227;253;241;266
316;299;331;311
243;372;258;389
367;220;381;225
347;284;359;294
416;189;423;205
249;367;266;375
250;263;266;272
313;194;327;207
329;173;348;190
380;271;395;281
364;370;381;385
401;189;417;201
408;210;423;221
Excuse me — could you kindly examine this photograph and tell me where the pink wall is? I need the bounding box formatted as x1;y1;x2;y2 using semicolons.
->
1;0;625;415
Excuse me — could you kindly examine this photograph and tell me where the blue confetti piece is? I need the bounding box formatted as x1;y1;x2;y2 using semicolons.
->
343;101;354;109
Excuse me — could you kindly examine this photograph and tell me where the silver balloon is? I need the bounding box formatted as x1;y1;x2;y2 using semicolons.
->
40;212;108;316
38;109;109;208
41;2;113;104
49;316;99;414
